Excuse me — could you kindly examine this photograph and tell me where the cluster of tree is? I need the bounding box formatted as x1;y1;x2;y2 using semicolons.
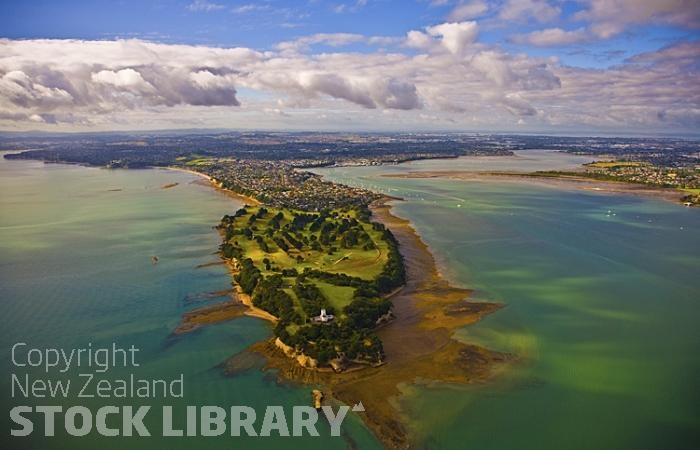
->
277;321;384;365
252;275;296;320
344;297;392;329
220;241;243;260
302;268;372;290
269;211;284;230
289;212;319;231
272;236;289;252
292;281;333;317
308;212;331;232
339;227;373;249
254;235;270;253
356;205;372;223
281;231;303;250
234;258;261;295
374;229;405;293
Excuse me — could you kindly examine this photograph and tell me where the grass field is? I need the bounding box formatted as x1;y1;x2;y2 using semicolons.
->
231;206;388;280
226;205;390;321
310;280;356;312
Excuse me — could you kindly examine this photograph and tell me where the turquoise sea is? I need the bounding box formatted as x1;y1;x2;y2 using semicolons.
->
2;150;699;449
0;155;378;449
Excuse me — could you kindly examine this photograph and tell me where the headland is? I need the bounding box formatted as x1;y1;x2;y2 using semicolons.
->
172;165;509;449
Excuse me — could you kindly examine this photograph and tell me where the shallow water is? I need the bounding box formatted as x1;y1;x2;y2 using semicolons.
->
316;158;700;449
0;155;380;449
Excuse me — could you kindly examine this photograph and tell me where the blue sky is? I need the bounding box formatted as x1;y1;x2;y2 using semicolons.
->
3;0;694;67
1;1;699;133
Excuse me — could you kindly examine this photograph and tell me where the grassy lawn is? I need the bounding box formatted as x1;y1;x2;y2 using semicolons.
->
231;206;388;281
311;280;356;314
184;158;212;167
281;287;308;322
280;280;354;327
681;188;700;195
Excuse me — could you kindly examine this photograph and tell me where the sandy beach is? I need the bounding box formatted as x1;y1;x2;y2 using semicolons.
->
165;166;262;206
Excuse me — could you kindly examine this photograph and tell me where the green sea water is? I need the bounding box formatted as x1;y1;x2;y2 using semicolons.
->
315;153;700;449
0;155;379;450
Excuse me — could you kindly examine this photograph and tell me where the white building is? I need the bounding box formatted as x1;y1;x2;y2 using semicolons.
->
313;308;334;323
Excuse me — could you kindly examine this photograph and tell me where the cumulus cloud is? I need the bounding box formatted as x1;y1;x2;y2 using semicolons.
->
512;27;589;46
506;1;700;49
447;1;489;22
92;68;154;90
0;39;251;120
405;30;435;50
575;0;700;38
626;40;700;66
0;27;697;132
426;21;479;54
0;70;74;109
301;73;420;109
276;33;398;53
498;0;560;23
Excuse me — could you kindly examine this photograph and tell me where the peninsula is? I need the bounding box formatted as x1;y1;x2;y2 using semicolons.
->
165;155;507;448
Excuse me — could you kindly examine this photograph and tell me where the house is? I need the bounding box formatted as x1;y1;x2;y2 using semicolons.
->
313;308;334;323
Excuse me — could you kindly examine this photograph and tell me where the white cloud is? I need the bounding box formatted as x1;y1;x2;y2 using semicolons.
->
498;0;560;23
426;21;479;54
512;28;589;47
277;33;364;52
187;0;225;12
333;0;369;14
92;68;154;90
276;33;398;53
447;1;489;22
0;70;74;110
231;4;263;14
0;32;697;132
575;0;700;39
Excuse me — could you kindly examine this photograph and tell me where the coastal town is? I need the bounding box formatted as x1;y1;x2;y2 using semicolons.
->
532;159;700;205
580;161;700;205
4;131;697;205
196;158;381;211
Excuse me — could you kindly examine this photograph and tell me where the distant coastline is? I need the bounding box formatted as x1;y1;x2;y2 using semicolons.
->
383;170;692;205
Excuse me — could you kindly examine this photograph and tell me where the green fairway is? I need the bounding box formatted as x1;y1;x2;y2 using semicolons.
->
227;205;388;280
310;280;356;314
218;204;404;366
